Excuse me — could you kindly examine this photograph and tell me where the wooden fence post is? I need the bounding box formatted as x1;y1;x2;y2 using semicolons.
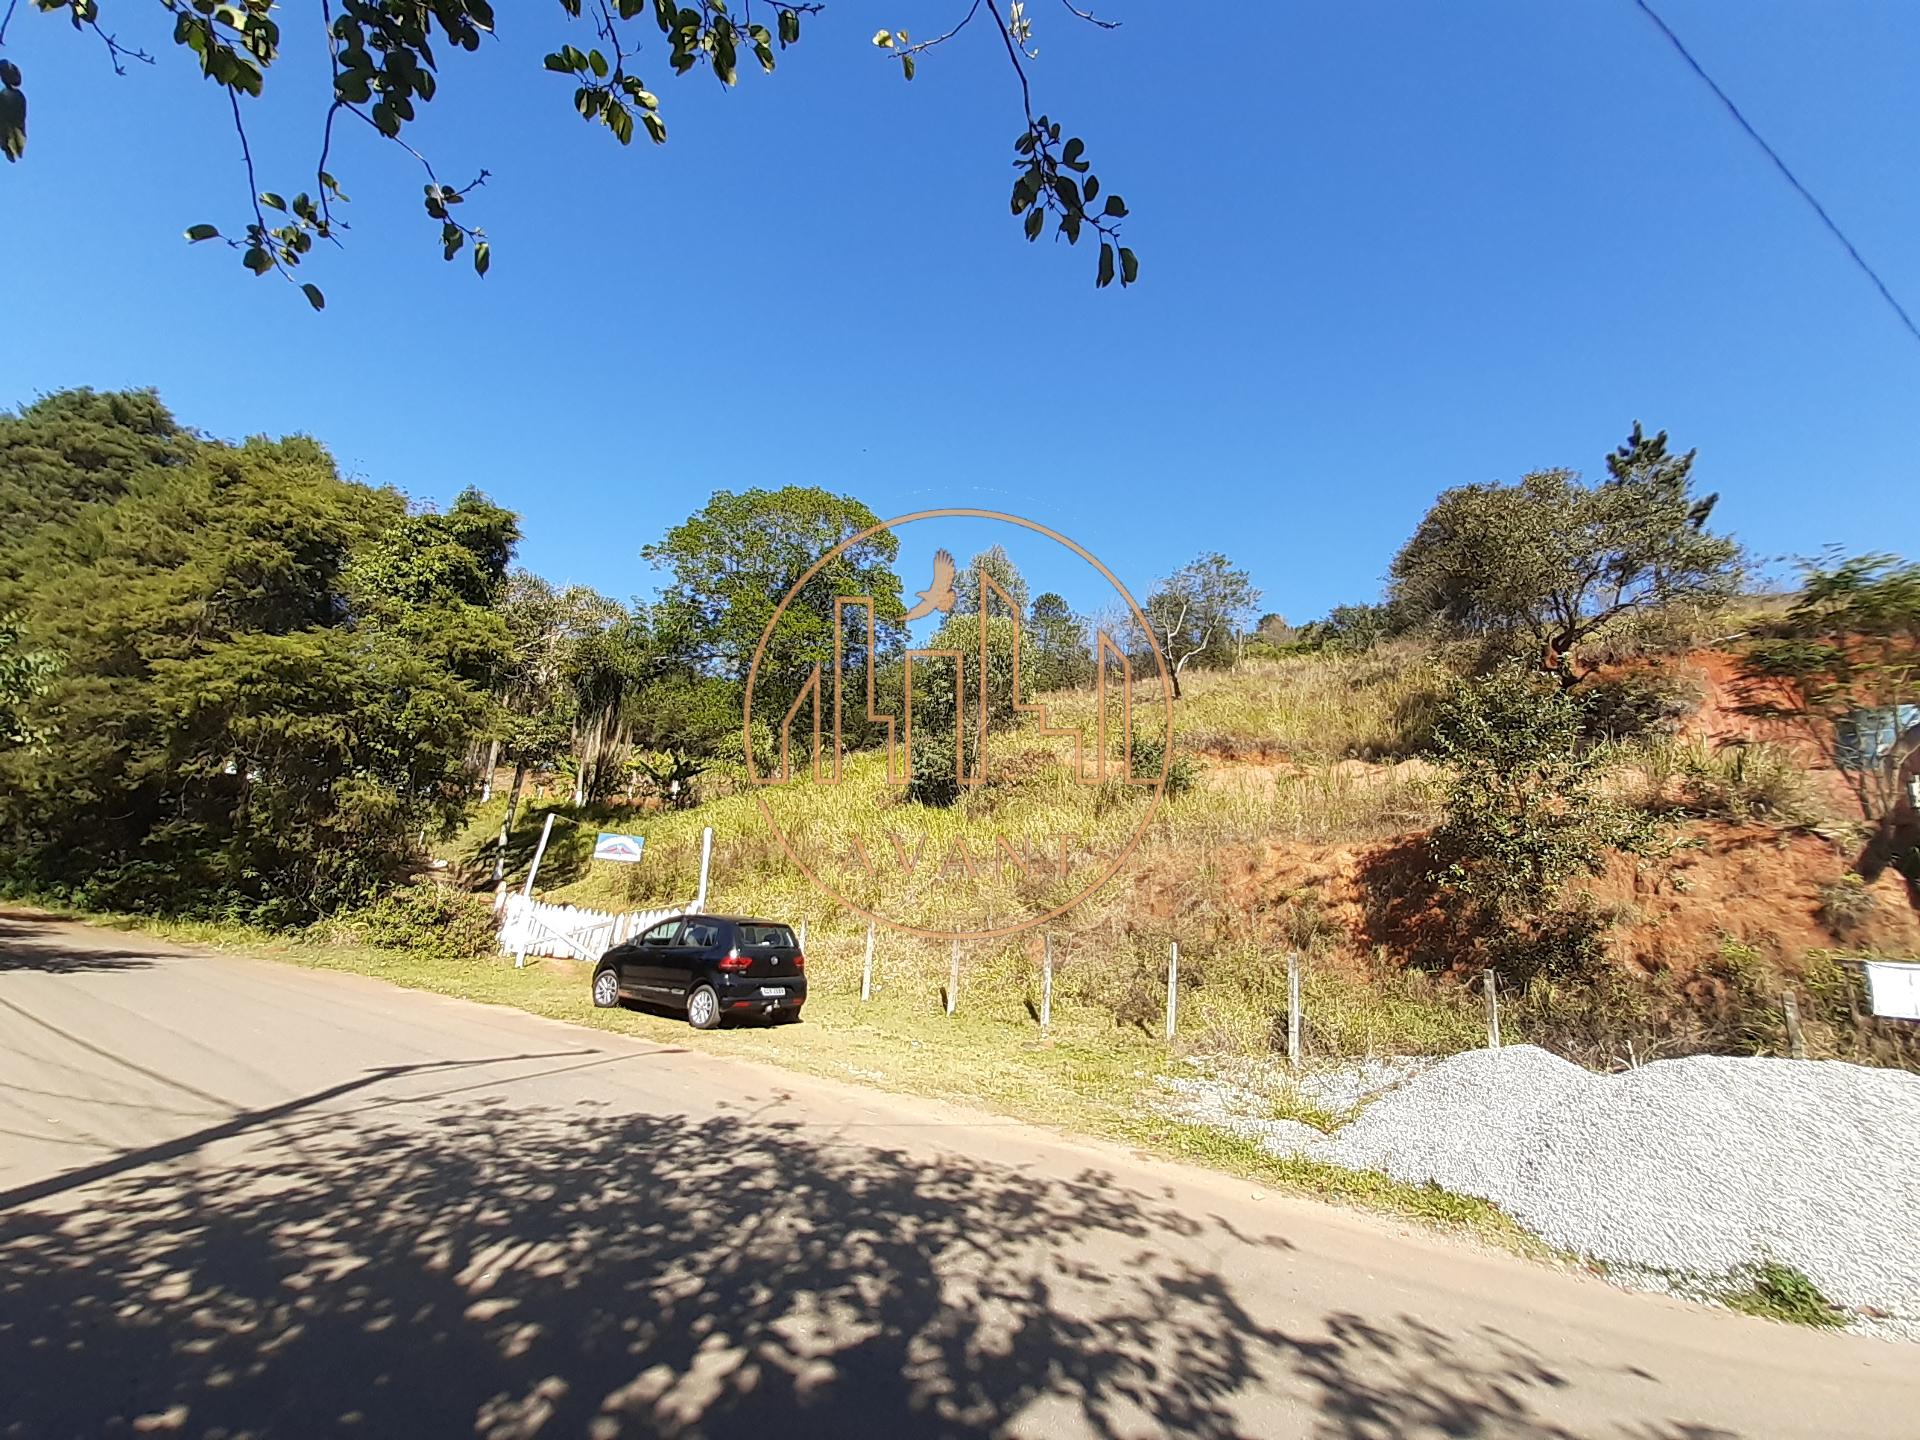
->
1040;933;1053;1031
798;919;808;951
1287;951;1302;1068
1783;990;1807;1059
861;922;875;1002
1484;969;1501;1048
1165;941;1179;1041
947;940;960;1016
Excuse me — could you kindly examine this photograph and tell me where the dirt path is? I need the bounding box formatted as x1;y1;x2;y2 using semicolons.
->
2;911;1913;1439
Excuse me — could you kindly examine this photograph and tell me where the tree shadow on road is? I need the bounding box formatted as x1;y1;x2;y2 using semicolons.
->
0;912;158;973
0;1078;1735;1440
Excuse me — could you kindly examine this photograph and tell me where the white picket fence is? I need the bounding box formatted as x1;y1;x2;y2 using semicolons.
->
498;894;691;962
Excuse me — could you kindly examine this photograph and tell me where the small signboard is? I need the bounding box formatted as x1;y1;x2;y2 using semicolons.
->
1864;961;1920;1021
592;832;646;864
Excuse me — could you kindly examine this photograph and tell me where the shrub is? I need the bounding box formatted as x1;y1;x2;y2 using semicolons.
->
1719;1262;1844;1328
1815;873;1878;940
1427;660;1651;921
1482;897;1617;985
1673;741;1819;825
1581;665;1704;742
1128;733;1200;798
348;885;498;960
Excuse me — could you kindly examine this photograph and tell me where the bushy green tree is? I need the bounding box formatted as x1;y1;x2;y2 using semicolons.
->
1301;602;1398;654
1739;553;1920;825
1389;424;1740;685
646;486;905;706
0;389;515;920
954;545;1030;620
1028;592;1091;692
1428;660;1648;928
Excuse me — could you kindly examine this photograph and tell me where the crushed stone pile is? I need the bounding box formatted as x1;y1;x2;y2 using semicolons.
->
1224;1044;1920;1320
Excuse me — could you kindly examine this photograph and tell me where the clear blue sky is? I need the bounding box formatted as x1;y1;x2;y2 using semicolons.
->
3;1;1917;622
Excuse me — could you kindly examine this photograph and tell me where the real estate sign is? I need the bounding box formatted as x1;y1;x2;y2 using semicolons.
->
592;832;646;864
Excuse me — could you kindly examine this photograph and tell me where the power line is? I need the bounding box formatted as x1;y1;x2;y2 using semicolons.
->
1630;0;1920;348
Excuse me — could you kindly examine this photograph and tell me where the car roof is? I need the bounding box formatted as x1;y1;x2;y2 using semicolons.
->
682;914;792;929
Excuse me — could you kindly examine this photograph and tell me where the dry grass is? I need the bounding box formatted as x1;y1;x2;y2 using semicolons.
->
1040;647;1454;763
1602;736;1830;827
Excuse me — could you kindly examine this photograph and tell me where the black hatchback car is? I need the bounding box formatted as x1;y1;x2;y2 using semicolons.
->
591;914;806;1029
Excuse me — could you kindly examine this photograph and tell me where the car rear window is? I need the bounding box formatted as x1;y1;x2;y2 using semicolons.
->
737;924;796;948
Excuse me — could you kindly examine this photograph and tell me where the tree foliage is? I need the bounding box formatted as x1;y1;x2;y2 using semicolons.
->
1389;424;1740;685
1027;590;1090;692
0;0;1138;302
1739;553;1920;824
645;485;905;704
0;612;59;749
0;389;511;921
1144;552;1259;698
952;544;1030;620
1428;660;1648;927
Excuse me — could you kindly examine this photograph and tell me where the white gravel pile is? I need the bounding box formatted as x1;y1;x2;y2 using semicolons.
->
1502;1055;1920;1320
1207;1044;1920;1324
1311;1046;1596;1198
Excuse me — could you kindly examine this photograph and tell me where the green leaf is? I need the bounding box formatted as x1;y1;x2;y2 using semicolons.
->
901;54;914;81
473;241;490;277
589;49;609;78
260;192;286;211
1119;247;1139;286
1103;195;1128;218
1062;137;1085;169
301;282;325;311
184;223;221;243
543;52;572;73
1024;206;1044;242
242;246;273;275
1097;242;1114;288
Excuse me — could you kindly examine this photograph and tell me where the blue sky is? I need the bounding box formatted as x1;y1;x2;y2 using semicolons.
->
3;1;1917;623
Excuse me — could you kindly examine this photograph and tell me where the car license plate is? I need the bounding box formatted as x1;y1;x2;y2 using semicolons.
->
759;986;785;997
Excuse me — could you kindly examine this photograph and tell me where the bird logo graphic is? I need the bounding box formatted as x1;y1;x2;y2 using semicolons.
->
901;548;958;622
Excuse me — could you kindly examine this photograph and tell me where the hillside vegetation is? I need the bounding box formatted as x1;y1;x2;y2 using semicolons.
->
7;390;1919;1080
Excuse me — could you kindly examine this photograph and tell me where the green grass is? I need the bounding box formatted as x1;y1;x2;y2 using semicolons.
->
1718;1262;1846;1328
40;900;1530;1250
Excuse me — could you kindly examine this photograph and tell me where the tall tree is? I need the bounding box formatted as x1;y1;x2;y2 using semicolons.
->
1738;553;1920;828
0;2;1139;302
1389;423;1741;686
0;388;516;920
644;486;905;706
954;545;1030;620
1144;553;1260;699
1027;591;1091;692
483;573;621;875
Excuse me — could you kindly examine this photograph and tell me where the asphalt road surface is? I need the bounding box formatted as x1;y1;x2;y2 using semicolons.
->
2;911;1914;1439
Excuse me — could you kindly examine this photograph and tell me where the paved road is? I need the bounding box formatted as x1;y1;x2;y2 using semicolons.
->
1;911;1914;1439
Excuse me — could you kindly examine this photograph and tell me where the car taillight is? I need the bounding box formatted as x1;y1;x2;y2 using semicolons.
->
793;953;806;971
718;950;750;971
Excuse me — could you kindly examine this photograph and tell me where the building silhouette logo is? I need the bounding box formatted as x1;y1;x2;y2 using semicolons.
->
744;509;1173;940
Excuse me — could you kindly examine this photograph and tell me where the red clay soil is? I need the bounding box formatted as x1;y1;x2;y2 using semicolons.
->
1162;822;1920;981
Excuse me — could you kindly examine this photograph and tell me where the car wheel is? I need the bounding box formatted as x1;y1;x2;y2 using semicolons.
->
687;984;722;1031
591;968;620;1009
